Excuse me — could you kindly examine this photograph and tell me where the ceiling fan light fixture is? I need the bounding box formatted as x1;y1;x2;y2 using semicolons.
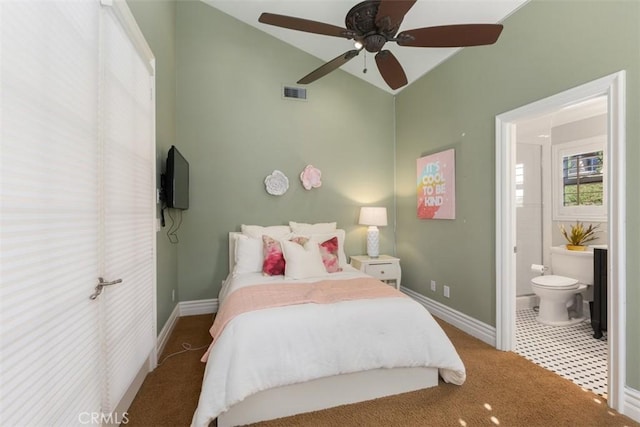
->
258;0;504;90
364;34;387;52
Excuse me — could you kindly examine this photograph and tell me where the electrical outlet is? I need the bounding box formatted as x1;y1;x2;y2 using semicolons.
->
172;289;175;302
430;280;436;292
444;285;450;298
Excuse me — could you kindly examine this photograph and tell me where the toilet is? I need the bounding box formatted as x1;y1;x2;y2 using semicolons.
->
530;246;593;326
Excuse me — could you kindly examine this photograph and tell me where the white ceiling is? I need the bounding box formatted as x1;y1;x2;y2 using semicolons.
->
201;0;529;94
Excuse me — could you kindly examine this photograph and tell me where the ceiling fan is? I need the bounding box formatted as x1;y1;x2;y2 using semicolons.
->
258;0;503;90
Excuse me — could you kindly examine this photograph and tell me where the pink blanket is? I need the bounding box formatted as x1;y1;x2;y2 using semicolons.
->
201;277;405;362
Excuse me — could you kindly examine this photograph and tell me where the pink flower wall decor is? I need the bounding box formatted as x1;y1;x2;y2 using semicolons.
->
300;165;322;190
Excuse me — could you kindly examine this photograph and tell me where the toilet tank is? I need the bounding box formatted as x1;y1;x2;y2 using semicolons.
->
550;246;594;284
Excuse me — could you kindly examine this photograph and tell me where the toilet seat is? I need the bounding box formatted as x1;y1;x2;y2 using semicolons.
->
531;275;579;290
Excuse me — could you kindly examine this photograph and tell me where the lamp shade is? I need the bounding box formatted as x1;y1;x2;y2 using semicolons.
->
358;207;388;227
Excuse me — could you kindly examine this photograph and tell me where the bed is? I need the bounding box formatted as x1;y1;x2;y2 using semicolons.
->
191;224;466;427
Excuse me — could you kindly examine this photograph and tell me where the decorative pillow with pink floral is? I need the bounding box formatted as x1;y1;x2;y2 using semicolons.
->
262;235;308;276
319;236;342;273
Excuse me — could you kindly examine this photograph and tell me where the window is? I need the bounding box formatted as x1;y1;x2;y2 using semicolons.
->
515;163;525;207
552;136;606;221
562;150;603;206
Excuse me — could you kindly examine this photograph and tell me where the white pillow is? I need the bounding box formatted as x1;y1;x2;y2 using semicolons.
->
232;235;263;276
289;221;337;234
281;239;327;280
241;224;291;239
306;229;347;267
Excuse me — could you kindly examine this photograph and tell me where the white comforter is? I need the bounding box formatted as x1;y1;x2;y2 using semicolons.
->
191;268;466;427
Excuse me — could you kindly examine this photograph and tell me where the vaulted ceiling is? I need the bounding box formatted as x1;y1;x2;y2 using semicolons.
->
201;0;529;94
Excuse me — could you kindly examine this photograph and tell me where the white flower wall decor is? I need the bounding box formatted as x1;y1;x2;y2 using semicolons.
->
300;165;322;190
264;170;289;196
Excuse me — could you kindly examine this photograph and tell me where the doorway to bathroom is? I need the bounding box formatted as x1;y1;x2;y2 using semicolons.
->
514;98;609;396
514;96;607;317
495;72;627;412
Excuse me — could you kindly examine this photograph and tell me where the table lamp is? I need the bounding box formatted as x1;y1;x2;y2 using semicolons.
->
358;207;387;258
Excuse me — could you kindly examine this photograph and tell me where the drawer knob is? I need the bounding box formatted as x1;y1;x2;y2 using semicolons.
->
380;270;385;274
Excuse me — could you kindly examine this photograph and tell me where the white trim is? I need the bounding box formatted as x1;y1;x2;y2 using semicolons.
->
606;71;626;413
103;0;155;75
156;303;180;359
495;118;517;351
495;71;626;412
179;298;219;316
624;387;640;423
402;287;496;347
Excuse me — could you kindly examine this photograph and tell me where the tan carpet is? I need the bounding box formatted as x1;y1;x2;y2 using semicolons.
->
126;314;638;427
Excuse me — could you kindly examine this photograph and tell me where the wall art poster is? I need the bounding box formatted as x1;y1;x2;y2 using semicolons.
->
417;148;455;219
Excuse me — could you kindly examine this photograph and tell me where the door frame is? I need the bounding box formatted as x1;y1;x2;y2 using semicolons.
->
495;71;626;411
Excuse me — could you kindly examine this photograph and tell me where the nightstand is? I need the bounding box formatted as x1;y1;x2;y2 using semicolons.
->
350;255;401;290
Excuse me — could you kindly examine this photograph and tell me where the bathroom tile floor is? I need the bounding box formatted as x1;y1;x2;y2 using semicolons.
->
515;308;607;398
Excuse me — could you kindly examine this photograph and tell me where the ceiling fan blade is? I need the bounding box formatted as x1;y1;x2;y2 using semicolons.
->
259;13;354;39
376;0;417;34
298;50;360;85
375;50;407;90
397;24;504;47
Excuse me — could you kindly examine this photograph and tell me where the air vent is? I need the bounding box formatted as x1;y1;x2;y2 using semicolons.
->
282;85;307;101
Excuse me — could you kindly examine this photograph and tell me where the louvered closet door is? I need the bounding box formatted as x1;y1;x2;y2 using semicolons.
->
0;0;156;424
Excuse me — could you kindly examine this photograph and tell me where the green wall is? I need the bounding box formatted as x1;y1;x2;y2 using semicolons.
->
175;1;396;301
128;0;179;332
395;0;639;389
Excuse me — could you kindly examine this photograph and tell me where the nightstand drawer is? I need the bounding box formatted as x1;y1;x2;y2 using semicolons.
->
350;255;401;289
364;263;400;280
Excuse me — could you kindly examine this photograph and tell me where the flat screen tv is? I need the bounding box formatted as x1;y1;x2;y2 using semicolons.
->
164;145;189;210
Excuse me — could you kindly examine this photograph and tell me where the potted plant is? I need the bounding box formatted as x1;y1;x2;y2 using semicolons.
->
559;221;600;251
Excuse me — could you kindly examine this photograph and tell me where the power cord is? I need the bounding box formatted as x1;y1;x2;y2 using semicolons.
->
166;208;183;244
157;342;209;366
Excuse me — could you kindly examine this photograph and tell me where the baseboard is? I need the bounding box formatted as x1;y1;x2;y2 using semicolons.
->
624;386;640;423
401;287;496;347
516;294;538;310
157;303;180;358
156;299;216;359
179;298;219;316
